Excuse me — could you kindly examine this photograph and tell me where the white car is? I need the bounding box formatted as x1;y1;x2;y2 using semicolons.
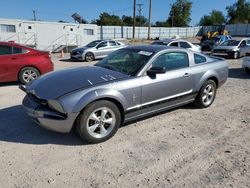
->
151;39;201;52
242;54;250;73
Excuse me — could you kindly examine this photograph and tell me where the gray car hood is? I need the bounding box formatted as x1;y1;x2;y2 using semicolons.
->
213;45;238;50
26;66;129;99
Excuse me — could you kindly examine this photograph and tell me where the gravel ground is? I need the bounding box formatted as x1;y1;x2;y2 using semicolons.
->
0;54;249;188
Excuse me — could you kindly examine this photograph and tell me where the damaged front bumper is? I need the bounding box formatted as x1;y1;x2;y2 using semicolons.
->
22;95;78;133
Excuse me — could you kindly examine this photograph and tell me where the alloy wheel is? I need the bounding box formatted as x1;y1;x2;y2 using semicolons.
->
86;107;116;139
202;84;215;106
22;69;39;83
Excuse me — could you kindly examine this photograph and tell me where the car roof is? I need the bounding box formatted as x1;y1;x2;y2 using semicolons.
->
153;38;191;43
0;41;36;51
124;45;176;53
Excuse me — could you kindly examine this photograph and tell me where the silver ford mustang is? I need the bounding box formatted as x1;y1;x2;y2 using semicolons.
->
21;45;228;143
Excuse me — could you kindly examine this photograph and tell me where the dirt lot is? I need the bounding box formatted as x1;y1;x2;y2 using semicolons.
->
0;54;249;188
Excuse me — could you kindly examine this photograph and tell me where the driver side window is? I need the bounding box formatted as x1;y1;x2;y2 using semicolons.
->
152;52;189;71
97;41;108;48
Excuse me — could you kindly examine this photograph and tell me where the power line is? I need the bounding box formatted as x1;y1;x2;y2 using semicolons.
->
110;6;133;15
137;3;144;17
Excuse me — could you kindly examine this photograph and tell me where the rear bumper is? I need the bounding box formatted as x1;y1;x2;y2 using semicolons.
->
22;95;78;133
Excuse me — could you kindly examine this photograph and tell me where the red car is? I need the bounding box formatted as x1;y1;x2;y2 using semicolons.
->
0;42;54;84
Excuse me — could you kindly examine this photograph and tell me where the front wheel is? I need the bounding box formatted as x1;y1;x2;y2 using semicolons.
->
76;100;121;144
85;52;95;62
19;67;40;85
194;80;217;108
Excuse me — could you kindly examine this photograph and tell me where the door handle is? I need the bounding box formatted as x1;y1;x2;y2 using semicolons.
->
183;73;191;77
11;57;17;60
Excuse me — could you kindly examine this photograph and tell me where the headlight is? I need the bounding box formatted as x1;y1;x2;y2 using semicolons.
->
47;100;65;114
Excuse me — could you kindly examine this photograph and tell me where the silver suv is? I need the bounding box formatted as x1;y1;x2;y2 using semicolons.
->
70;40;126;62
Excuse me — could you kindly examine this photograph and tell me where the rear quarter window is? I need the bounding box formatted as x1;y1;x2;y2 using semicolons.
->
13;47;27;54
194;54;207;64
180;42;191;48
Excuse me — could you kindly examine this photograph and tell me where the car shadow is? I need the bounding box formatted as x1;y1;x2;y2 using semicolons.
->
0;105;85;145
228;68;250;79
59;59;84;63
0;82;20;87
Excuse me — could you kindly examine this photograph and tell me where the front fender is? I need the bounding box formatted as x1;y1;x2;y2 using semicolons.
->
60;88;127;113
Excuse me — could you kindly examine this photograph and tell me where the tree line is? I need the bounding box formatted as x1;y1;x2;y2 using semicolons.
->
70;0;250;27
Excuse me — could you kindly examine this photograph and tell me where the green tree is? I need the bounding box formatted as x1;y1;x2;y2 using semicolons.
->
199;10;226;26
167;0;192;27
154;21;169;27
95;12;122;26
122;15;133;26
226;0;250;24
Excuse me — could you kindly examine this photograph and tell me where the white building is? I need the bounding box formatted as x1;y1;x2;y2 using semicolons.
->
0;18;98;52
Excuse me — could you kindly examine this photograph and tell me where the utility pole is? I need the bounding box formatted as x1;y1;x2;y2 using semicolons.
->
133;0;136;39
33;10;37;21
147;0;152;40
137;3;144;26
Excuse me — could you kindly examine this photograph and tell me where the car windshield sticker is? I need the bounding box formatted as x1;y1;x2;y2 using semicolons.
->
138;51;153;56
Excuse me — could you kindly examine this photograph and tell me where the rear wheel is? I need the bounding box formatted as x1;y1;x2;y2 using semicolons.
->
76;100;121;144
194;80;217;108
85;52;95;62
19;67;40;85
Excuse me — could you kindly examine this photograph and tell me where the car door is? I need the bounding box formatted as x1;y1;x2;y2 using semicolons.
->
0;44;23;82
95;41;109;58
141;51;193;105
240;40;250;56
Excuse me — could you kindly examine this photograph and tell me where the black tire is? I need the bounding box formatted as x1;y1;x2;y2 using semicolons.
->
19;67;40;85
245;67;250;74
194;80;217;108
232;51;239;59
85;52;95;62
76;100;121;144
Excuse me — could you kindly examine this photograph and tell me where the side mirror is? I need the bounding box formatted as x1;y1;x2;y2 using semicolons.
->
147;67;166;76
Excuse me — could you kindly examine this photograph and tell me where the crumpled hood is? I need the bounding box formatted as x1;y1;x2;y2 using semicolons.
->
26;66;129;99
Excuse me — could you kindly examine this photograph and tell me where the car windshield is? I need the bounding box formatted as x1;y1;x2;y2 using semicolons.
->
220;40;240;46
95;49;154;76
86;40;102;47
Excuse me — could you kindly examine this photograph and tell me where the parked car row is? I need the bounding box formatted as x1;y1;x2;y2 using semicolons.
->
0;37;249;143
1;37;249;86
